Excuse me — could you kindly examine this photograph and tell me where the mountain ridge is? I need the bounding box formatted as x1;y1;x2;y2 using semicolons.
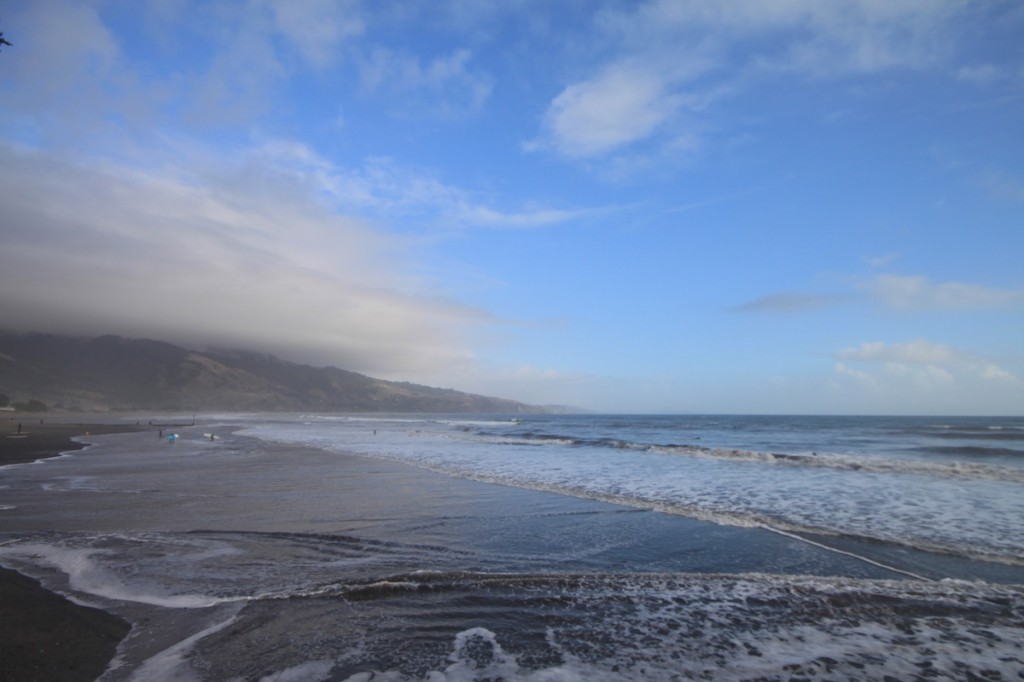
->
0;332;545;414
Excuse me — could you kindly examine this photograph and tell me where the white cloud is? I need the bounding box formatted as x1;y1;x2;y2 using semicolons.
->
452;364;597;408
837;339;956;365
865;252;898;268
0;144;491;378
251;141;589;229
0;135;589;389
979;363;1015;381
359;47;493;118
535;0;981;161
1;0;126;128
836;340;1018;383
450;204;595;229
882;362;956;389
831;338;1021;412
956;63;1002;85
608;0;967;74
861;274;1024;311
3;0;367;132
266;0;364;69
834;361;874;384
533;63;680;158
187;11;289;126
980;170;1024;203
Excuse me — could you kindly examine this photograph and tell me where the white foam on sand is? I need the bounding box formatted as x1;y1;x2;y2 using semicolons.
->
255;660;336;682
0;542;237;608
335;616;1024;682
124;613;240;682
327;574;1024;682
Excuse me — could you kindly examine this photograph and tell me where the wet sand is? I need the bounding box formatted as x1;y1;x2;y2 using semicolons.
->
0;420;147;467
0;566;130;682
0;420;142;682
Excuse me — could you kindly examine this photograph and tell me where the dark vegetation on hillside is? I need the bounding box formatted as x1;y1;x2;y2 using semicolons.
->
0;332;540;414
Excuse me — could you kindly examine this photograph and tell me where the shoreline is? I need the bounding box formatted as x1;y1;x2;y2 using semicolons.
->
3;417;1022;679
0;421;142;682
0;566;131;682
1;420;148;468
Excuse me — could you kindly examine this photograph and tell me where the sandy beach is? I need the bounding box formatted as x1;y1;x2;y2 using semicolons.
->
1;414;1022;680
0;420;148;467
0;566;130;682
0;420;143;682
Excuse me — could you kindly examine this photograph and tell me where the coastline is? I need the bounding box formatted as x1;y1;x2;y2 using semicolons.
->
2;415;1022;679
0;566;130;682
1;420;148;468
0;420;142;682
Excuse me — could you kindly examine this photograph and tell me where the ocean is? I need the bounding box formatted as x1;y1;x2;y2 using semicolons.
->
1;413;1023;680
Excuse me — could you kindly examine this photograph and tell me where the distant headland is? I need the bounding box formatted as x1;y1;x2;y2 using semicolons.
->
0;331;556;414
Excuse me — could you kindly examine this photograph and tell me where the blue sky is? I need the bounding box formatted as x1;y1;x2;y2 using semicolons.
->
1;1;1022;414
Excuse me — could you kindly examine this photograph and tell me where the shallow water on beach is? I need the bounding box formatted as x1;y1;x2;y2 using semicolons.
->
1;413;1024;680
240;413;1024;566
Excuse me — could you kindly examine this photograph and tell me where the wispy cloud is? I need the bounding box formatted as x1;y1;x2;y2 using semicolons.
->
603;0;968;75
865;252;899;268
834;339;1018;391
2;1;347;134
837;340;958;365
358;47;493;118
269;0;364;69
731;292;844;314
979;170;1024;203
734;271;1024;316
861;274;1024;311
534;0;980;162
252;140;590;229
956;64;1003;86
1;1;130;133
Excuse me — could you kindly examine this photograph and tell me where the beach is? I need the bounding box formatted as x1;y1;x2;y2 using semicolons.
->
0;420;145;682
0;414;1022;680
0;566;130;682
0;420;148;467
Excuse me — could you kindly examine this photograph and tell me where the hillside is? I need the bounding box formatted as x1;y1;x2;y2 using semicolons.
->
0;332;541;414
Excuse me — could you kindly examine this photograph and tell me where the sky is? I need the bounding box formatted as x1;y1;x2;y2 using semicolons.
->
0;0;1022;415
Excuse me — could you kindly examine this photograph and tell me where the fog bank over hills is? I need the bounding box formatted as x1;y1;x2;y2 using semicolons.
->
0;332;546;414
